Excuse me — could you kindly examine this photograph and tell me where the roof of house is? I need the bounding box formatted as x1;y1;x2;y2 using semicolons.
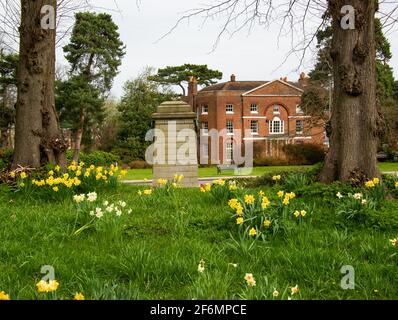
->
200;80;304;92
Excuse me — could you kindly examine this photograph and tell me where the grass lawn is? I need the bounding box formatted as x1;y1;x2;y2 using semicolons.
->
1;182;398;300
123;162;398;181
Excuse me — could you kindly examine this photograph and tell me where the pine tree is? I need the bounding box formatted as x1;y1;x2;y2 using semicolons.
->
61;12;125;162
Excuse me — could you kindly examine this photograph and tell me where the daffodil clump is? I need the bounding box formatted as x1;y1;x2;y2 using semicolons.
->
33;279;86;300
0;291;10;300
156;175;184;193
272;175;282;183
72;191;132;236
363;177;386;205
241;273;300;300
136;175;184;197
228;189;303;239
335;191;373;221
201;179;239;202
10;162;127;199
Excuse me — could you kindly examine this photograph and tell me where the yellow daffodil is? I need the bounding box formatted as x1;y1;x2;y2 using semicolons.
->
53;187;59;192
157;178;167;185
143;189;152;195
205;183;211;192
36;280;59;293
277;191;284;198
236;217;244;225
261;197;270;209
244;273;256;287
74;293;85;300
365;180;375;188
249;228;257;237
282;197;290;205
76;171;81;177
55;165;60;172
259;191;265;197
373;178;380;185
390;239;397;246
300;210;307;217
48;170;54;176
213;179;225;186
285;192;296;200
395;181;398;188
244;195;255;205
236;205;244;216
90;165;95;170
120;170;128;177
228;199;239;210
20;172;27;179
273;290;279;297
0;291;10;300
10;172;16;178
272;175;281;181
291;285;299;295
264;220;271;228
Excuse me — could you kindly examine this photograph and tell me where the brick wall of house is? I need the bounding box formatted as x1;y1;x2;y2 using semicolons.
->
189;74;326;164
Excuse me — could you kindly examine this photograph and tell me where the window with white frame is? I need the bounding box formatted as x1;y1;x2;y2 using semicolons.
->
202;105;208;114
202;143;209;158
250;120;259;134
273;105;280;114
296;104;304;114
226;104;234;113
202;122;209;135
269;117;284;134
226;120;234;134
250;104;258;113
226;141;234;162
296;120;304;134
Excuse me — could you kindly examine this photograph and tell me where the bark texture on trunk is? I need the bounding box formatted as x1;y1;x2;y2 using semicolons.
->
72;110;85;163
12;0;67;169
320;0;381;183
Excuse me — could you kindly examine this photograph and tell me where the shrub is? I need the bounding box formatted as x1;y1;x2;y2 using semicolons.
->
0;148;13;171
282;143;325;165
67;151;120;167
253;157;289;166
110;147;139;165
129;160;152;169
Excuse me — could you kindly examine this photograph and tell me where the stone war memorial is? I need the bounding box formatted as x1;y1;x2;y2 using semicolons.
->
151;101;199;187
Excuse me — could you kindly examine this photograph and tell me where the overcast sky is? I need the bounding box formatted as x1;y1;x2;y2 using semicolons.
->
56;0;398;99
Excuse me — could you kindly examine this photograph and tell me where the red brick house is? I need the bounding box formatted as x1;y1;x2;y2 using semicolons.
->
187;74;327;164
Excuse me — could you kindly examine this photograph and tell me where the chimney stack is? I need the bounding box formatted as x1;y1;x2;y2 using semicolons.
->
188;76;198;108
298;72;310;87
230;74;236;82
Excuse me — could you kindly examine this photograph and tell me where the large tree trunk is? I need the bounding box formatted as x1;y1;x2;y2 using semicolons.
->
320;0;381;183
12;0;67;169
72;110;85;163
